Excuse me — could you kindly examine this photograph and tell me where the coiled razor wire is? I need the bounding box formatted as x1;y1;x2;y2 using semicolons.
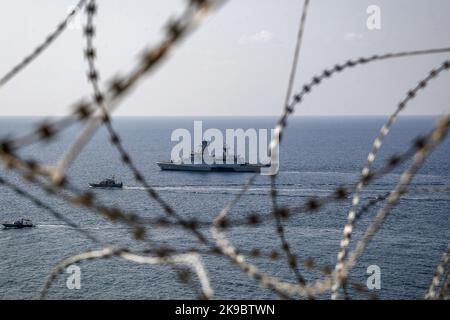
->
0;0;448;300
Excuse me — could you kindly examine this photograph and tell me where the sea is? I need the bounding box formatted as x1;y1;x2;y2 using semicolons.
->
0;116;449;299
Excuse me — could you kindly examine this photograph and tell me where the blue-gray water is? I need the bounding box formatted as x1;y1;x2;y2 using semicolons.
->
0;116;449;299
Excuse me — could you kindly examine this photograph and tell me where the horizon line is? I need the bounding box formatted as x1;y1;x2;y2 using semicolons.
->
0;114;443;118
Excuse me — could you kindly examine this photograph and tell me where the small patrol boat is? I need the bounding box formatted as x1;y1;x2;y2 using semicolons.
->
89;177;123;189
2;219;35;229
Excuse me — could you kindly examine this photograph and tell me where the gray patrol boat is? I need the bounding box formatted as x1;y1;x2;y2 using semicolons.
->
2;218;35;229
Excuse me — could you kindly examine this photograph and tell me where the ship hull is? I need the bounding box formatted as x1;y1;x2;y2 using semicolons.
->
2;224;35;229
89;183;123;189
157;162;267;172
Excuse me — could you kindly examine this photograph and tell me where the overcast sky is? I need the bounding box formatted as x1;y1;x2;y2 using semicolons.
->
0;0;449;116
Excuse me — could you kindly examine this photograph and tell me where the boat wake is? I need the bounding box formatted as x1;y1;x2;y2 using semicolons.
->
36;224;67;228
122;185;450;200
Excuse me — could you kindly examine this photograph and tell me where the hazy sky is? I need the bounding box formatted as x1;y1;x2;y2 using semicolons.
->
0;0;449;116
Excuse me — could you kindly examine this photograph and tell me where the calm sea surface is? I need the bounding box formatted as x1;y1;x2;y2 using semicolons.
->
0;116;449;299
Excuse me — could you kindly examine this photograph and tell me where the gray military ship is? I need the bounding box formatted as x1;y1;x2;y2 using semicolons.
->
157;140;269;172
